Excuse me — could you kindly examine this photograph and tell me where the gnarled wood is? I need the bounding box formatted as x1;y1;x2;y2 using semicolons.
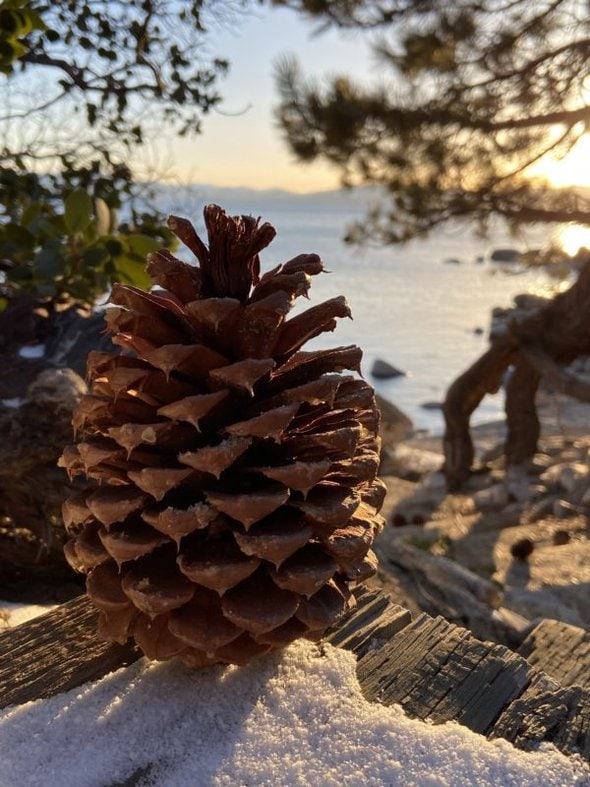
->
443;340;516;489
444;258;590;489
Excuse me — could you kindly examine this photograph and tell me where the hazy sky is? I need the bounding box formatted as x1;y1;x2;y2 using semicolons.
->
147;5;376;193
150;4;590;194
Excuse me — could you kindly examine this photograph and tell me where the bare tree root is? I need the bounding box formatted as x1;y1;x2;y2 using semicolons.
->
443;258;590;490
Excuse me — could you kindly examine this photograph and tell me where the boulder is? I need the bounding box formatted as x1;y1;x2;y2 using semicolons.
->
490;248;522;263
380;444;444;481
375;394;413;444
473;484;509;509
540;462;588;493
420;401;442;411
370;359;405;379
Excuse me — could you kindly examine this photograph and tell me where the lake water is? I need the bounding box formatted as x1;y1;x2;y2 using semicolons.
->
152;187;565;434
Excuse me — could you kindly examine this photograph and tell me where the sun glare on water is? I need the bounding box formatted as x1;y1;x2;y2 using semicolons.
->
528;132;590;256
556;224;590;256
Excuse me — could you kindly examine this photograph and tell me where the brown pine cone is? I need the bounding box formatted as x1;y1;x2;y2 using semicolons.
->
60;204;386;668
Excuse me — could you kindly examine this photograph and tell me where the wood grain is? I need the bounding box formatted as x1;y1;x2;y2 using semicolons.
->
1;589;589;761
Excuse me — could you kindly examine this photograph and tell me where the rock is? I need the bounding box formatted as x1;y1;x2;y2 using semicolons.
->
569;475;590;505
528;453;553;474
553;529;571;546
505;466;537;503
380;444;444;481
540;462;588;493
391;513;408;527
375;394;413;444
473;327;484;335
473;484;509;509
510;538;534;561
421;471;447;491
370;359;405;379
474;255;485;264
523;495;558;523
552;499;579;519
420;401;442;411
480;442;505;464
490;248;522;263
582;486;590;506
513;293;548;311
443;257;461;265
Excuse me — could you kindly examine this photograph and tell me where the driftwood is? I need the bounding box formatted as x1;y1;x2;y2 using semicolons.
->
379;541;530;646
443;258;590;489
1;588;589;760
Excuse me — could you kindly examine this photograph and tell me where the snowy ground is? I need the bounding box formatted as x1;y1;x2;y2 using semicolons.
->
0;605;588;787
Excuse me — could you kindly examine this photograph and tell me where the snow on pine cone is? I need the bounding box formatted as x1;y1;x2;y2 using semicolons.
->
60;204;386;668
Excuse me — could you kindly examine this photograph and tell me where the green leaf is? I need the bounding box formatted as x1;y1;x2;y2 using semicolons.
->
113;255;151;289
83;246;109;267
8;263;33;282
37;216;66;240
64;189;93;234
34;245;66;280
21;201;42;227
125;233;160;258
105;238;126;256
3;223;35;249
65;279;93;302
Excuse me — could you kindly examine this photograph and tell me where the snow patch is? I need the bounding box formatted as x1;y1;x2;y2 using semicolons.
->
0;602;55;629
0;637;586;787
0;398;24;409
18;343;45;359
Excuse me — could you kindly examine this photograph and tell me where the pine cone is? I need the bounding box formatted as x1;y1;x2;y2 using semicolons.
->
60;204;386;668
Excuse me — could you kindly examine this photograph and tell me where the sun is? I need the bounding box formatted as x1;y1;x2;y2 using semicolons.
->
555;224;590;256
529;134;590;188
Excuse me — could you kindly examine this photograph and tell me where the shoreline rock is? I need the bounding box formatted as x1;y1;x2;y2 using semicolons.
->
371;359;405;379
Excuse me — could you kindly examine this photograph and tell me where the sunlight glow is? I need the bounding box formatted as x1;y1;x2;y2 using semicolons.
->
556;224;590;256
530;134;590;188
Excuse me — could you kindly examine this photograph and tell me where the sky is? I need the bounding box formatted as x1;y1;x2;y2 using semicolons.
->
144;3;590;196
143;5;376;193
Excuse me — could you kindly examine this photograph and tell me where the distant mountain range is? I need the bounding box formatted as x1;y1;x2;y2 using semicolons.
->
143;181;381;214
140;181;590;222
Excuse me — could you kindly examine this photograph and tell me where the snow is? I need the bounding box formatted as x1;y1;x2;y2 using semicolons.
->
0;398;24;409
0;613;587;787
0;603;55;630
18;343;45;359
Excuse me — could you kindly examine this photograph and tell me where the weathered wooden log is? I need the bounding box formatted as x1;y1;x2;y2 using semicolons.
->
443;258;590;489
518;618;589;689
378;541;526;646
0;595;137;708
1;589;589;760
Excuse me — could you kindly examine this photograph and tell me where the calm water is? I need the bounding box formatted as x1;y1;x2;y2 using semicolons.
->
154;189;562;433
